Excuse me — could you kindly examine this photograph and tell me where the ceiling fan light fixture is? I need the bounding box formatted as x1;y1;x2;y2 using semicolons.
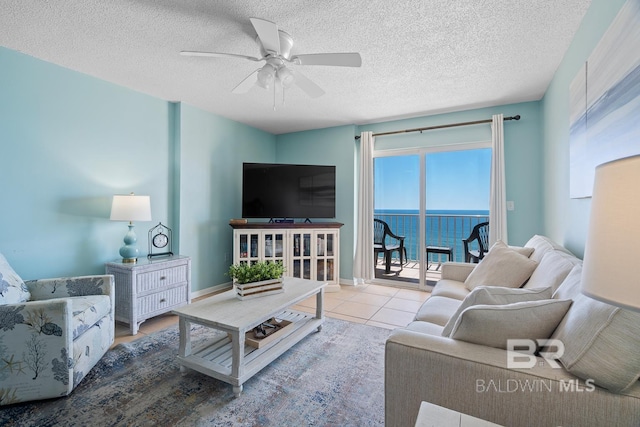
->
277;66;295;88
257;63;276;89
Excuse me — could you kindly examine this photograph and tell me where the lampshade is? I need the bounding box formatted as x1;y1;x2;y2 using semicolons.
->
110;194;152;222
110;193;151;263
581;155;640;311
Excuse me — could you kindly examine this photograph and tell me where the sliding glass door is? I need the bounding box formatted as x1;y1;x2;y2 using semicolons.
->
374;144;490;290
374;155;420;285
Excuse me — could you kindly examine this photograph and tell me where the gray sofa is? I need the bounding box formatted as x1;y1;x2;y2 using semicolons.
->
385;235;640;427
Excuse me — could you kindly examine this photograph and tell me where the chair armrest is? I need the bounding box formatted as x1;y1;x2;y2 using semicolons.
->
441;262;476;282
387;230;404;241
25;275;115;324
25;275;114;301
0;299;74;402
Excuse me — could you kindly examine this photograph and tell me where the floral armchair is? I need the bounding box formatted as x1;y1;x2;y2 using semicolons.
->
0;253;114;405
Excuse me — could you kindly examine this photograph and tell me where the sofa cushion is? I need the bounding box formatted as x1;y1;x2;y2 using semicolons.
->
414;296;463;326
405;320;445;336
430;279;470;301
524;235;574;263
0;253;30;304
71;295;112;340
553;264;583;301
442;286;553;337
552;293;640;393
524;250;580;291
464;241;538;291
449;299;572;350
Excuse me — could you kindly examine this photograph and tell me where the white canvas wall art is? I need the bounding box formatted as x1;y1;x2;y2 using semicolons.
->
569;0;640;198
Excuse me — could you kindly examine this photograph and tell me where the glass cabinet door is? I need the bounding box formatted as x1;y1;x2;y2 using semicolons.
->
237;232;260;264
263;232;285;263
291;232;312;280
315;231;337;282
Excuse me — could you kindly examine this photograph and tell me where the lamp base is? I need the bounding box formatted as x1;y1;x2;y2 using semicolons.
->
119;224;140;264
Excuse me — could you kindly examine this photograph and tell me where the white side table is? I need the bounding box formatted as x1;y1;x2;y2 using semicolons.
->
415;402;503;427
105;255;191;335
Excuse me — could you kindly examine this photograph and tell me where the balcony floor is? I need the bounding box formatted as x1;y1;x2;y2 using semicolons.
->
374;259;443;286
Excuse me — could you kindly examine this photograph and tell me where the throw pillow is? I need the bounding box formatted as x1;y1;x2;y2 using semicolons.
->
441;286;553;337
449;299;572;350
524;235;574;263
464;241;538;291
552;293;640;393
524;251;580;291
552;264;583;301
0;253;30;304
509;245;535;258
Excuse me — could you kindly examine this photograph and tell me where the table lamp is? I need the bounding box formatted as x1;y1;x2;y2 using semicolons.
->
581;155;640;311
110;193;152;263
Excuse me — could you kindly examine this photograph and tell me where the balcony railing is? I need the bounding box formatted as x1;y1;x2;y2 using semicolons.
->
374;213;489;264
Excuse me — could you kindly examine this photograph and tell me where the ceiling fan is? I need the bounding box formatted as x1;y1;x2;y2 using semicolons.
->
180;18;361;107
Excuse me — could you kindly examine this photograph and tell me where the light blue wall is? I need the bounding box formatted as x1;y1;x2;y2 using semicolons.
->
541;0;627;257
0;47;275;292
179;104;276;291
0;47;171;279
358;102;543;247
275;125;357;280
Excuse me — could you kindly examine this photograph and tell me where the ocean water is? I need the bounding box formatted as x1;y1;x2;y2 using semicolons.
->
374;209;489;262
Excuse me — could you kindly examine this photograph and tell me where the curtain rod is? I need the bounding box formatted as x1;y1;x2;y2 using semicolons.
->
354;115;520;140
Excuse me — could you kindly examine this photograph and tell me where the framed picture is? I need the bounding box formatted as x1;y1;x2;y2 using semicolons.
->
569;0;640;198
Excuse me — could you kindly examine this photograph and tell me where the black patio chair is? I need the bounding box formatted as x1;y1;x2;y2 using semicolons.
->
374;219;406;273
462;221;490;263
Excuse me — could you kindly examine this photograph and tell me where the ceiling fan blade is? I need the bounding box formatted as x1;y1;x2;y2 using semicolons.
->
232;69;259;94
292;70;325;98
180;51;262;62
250;18;281;55
291;53;362;67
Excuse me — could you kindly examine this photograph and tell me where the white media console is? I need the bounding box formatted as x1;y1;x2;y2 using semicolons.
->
231;222;342;292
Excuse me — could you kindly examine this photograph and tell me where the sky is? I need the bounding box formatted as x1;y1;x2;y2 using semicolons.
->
374;148;491;211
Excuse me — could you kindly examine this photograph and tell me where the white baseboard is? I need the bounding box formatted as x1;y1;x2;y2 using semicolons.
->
339;278;355;286
190;281;232;300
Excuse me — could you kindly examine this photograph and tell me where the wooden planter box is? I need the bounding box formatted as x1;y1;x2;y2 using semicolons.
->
235;278;284;300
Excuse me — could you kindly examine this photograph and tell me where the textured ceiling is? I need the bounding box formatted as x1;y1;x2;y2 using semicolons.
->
0;0;592;134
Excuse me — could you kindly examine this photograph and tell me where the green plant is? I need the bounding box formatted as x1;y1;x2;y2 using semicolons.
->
227;261;285;285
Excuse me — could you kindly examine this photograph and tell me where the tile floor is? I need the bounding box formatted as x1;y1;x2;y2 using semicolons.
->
112;284;431;348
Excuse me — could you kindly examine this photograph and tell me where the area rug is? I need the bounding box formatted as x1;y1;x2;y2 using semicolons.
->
1;317;391;426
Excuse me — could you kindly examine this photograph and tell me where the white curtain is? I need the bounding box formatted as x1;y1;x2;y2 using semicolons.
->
489;114;508;245
353;131;375;284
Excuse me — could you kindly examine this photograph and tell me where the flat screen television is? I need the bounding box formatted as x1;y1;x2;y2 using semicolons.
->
242;163;336;220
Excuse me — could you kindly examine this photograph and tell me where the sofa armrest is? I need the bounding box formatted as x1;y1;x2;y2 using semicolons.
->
0;299;74;404
385;329;640;427
441;262;476;282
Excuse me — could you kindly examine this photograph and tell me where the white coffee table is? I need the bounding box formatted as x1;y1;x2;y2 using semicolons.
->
172;277;326;396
